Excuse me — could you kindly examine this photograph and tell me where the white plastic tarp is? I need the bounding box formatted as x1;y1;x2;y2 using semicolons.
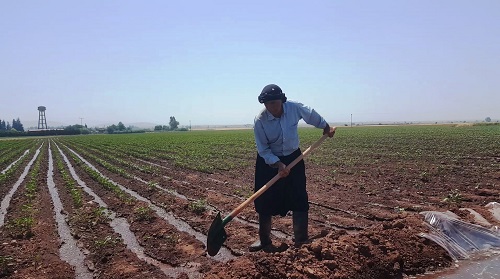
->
419;208;500;261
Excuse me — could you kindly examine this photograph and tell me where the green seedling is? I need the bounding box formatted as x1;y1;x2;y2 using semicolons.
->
188;199;207;215
134;206;154;221
442;189;463;204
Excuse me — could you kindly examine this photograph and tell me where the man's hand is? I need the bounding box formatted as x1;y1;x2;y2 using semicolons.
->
323;124;336;138
277;162;290;177
271;161;290;177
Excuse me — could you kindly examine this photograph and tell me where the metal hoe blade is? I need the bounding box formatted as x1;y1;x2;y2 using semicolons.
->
206;212;227;256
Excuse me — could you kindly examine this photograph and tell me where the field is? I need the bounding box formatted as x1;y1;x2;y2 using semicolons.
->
0;124;499;279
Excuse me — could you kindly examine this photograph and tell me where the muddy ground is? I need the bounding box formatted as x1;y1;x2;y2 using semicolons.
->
0;137;499;278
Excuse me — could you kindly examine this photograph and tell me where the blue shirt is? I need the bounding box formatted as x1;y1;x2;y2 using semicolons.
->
254;100;328;165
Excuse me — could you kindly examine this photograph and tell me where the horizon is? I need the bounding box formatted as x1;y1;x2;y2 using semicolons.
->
16;117;498;131
1;1;499;126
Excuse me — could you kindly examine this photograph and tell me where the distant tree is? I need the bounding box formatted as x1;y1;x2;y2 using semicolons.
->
169;116;179;130
6;122;11;130
107;124;117;134
117;122;126;131
154;125;163;131
0;120;5;130
65;124;92;135
485;117;491;122
12;118;24;132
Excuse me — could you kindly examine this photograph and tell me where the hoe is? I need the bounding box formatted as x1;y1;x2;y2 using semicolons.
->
207;134;330;256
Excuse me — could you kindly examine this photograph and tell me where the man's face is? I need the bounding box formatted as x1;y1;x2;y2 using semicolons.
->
264;99;283;117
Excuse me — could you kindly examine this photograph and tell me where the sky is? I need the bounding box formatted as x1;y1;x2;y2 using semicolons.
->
1;0;499;128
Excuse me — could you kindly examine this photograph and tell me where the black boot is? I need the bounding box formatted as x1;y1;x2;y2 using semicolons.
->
249;214;272;252
293;211;309;245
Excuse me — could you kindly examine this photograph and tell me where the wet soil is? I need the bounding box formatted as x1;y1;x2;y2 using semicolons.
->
0;138;499;279
0;147;74;278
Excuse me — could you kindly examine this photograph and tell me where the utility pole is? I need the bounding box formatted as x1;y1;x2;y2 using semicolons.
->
350;114;353;127
80;117;83;126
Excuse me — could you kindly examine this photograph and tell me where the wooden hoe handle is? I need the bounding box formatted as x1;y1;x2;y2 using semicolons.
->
224;134;329;223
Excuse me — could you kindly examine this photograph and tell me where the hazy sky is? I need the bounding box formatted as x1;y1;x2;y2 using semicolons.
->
1;0;499;128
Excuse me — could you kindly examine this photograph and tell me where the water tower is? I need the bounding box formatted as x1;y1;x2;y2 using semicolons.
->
38;106;48;129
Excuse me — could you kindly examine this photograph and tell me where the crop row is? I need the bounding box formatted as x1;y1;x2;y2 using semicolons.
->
53;126;500;234
53;137;262;254
0;125;498;278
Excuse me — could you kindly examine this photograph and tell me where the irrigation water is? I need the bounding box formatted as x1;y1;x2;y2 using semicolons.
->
0;144;42;227
55;142;208;278
47;142;93;279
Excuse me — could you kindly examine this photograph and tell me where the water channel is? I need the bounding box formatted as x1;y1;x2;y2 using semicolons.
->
0;144;42;227
47;143;93;279
55;142;209;278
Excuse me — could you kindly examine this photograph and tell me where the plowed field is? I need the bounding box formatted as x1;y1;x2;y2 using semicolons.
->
0;124;498;278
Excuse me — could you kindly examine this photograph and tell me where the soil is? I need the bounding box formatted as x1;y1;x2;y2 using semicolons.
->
0;139;499;279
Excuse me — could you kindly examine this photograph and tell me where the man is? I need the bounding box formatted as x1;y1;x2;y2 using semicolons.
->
251;84;336;252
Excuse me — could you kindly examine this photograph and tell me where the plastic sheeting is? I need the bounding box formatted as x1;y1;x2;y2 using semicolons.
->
485;202;500;226
419;209;500;261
